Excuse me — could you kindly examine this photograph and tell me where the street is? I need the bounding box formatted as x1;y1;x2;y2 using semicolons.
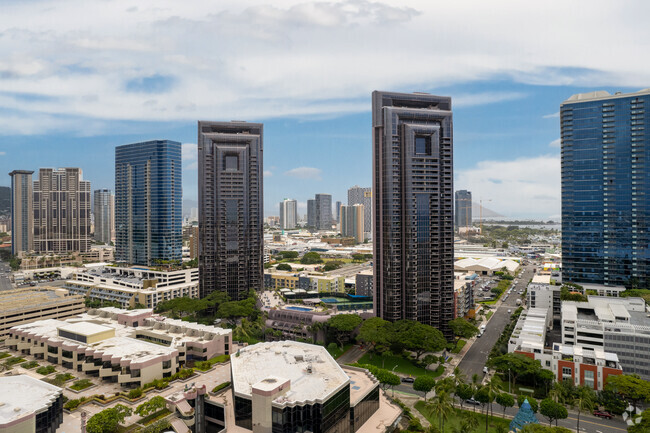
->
457;265;535;379
0;261;13;291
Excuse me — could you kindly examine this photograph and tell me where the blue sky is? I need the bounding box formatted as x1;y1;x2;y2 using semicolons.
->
1;0;649;219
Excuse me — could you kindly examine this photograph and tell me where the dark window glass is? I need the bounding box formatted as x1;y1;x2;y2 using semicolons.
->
224;155;239;171
415;136;431;155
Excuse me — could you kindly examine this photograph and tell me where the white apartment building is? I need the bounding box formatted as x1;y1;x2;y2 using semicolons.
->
561;296;650;380
527;275;561;327
64;265;199;309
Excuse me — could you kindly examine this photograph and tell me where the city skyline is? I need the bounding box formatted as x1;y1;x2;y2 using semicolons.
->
2;2;650;220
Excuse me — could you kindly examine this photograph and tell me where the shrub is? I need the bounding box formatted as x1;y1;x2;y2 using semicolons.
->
20;360;39;369
64;397;87;411
36;365;56;375
276;263;292;271
3;356;25;366
70;379;93;391
212;381;231;393
128;388;143;399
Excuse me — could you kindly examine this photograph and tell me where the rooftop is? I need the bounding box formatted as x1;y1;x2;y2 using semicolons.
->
0;287;83;314
231;341;349;405
563;88;650;104
58;321;114;337
531;274;551;285
0;375;61;425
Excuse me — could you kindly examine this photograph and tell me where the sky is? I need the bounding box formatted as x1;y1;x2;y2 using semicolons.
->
1;0;649;220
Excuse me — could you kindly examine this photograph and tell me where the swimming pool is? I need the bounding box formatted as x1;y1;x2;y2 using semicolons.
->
285;306;313;312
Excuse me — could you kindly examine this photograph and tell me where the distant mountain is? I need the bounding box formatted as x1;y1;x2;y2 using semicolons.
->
0;186;9;217
472;201;503;219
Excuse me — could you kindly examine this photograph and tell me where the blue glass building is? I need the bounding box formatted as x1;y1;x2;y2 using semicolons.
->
115;140;182;266
561;89;650;287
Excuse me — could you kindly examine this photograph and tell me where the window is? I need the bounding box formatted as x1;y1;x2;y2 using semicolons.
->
584;370;595;388
415;136;432;155
224;155;239;171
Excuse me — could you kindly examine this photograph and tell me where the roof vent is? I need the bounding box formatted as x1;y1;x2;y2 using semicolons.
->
307;364;312;373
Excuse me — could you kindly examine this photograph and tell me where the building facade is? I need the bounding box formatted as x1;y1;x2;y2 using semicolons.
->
9;170;34;255
33;168;91;253
198;121;263;301
454;190;472;228
372;91;455;337
0;375;63;433
115;140;182;266
340;204;365;243
307;199;317;228
315;193;333;230
93;188;113;244
347;185;372;239
279;198;297;230
335;200;342;224
561;89;650;286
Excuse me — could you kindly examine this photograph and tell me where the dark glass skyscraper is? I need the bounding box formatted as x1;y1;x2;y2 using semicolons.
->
198;121;263;301
455;190;472;227
372;91;455;338
115;140;182;266
9;170;33;255
561;89;650;287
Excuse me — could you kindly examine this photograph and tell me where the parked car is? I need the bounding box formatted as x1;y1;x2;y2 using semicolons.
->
466;398;481;406
593;410;613;419
401;377;415;383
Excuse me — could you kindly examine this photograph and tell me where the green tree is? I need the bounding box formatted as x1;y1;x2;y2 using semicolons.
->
323;260;344;272
425;391;454;432
280;251;299;260
496;392;515;418
570;386;595;433
374;368;400;392
86;404;132;433
326;314;362;348
357;317;392;353
628;408;650;433
520;425;572;433
460;411;480;433
456;383;474;410
391;320;446;360
475;386;494;432
605;374;650;410
351;253;365;262
488;353;541;391
216;297;256;326
448;318;479;341
135;396;166;417
300;252;323;264
276;263;292;271
539;398;568;427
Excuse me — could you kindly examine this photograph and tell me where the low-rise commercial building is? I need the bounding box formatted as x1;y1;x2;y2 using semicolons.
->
64;265;199;309
0;375;63;433
0;287;85;337
264;271;346;294
509;308;622;390
6;307;231;388
454;257;520;276
562;296;650;380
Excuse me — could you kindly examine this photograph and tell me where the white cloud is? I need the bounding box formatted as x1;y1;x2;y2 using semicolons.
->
263;170;273;177
456;154;560;219
182;143;197;160
284;166;322;180
0;151;6;156
549;138;561;148
1;0;649;134
543;112;560;119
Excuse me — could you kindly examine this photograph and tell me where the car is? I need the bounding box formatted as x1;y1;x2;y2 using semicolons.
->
593;410;613;419
401;377;415;383
477;332;483;338
466;398;481;406
483;366;489;374
507;309;512;314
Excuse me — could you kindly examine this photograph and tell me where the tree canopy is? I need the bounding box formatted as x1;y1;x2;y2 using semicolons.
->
391;320;446;360
276;263;292;271
86;404;132;433
135;396;166;417
300;252;323;264
280;251;299;260
413;375;437;400
327;314;363;347
539;398;568;427
356;317;392;352
605;374;650;407
448;318;479;340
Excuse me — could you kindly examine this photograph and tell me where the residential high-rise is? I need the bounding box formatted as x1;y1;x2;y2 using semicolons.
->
312;193;332;230
33;168;91;253
348;185;372;239
279;198;297;230
372;91;454;338
561;89;650;287
115;140;182;266
198;121;263;301
335;200;342;224
455;190;472;227
93;189;113;244
307;199;316;228
340;204;365;243
8;170;33;255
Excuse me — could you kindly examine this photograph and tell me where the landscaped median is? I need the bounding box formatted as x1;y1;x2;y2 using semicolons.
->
415;401;511;433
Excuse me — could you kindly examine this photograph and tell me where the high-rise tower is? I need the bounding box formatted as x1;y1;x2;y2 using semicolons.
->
93;189;113;245
198;121;263;301
347;185;372;239
115;140;182;265
372;91;454;338
279;199;297;230
8;170;34;255
561;89;650;286
454;190;472;228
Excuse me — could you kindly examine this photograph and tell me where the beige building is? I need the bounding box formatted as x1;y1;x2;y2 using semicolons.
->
6;307;231;388
0;287;85;337
9;170;34;256
0;375;63;433
64;265;199;309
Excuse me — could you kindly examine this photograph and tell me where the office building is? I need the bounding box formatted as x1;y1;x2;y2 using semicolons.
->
115;140;182;266
93;188;113;244
64;265;199;309
509;308;622;390
0;287;85;337
335;200;342;224
561;296;650;380
372;91;455;337
315;193;333;230
188;225;199;259
455;190;472;228
8;170;34;255
33;168;91;253
307;199;317;228
348;185;372;239
7;307;231;387
561;89;650;286
0;375;63;433
355;270;373;297
279;198;298;230
340;204;365;243
198;121;263;301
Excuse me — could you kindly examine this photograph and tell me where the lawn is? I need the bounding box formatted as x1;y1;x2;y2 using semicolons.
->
486;311;494;320
0;352;10;360
415;402;511;433
451;339;467;354
356;353;444;377
193;354;230;371
327;343;352;359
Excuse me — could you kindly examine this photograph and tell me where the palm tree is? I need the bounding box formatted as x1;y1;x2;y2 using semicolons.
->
572;386;595;433
461;411;480;433
425;391;454;432
453;366;467;386
484;375;503;418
